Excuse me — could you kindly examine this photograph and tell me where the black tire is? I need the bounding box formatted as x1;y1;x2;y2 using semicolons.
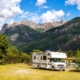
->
63;69;65;71
37;65;40;69
52;66;55;71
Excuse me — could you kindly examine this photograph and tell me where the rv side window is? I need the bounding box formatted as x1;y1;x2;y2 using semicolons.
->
43;56;46;60
47;53;50;56
41;57;42;60
34;56;36;59
50;59;52;62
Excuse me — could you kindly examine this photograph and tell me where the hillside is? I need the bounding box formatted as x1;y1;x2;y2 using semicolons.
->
1;24;41;46
20;17;80;52
1;20;67;51
1;20;67;33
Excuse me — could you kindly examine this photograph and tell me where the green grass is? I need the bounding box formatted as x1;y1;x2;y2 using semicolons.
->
0;63;80;80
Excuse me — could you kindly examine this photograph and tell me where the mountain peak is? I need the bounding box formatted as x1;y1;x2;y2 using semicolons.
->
60;20;67;24
1;20;68;34
1;23;8;34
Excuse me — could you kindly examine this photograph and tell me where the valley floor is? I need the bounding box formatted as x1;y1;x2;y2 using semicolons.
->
0;63;80;80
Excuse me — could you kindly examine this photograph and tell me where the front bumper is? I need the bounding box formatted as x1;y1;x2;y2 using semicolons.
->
54;66;66;70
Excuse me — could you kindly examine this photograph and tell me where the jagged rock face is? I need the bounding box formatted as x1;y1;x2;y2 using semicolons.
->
20;17;80;53
1;20;67;34
41;20;67;31
1;23;8;34
1;23;41;47
0;20;67;50
8;20;42;29
9;34;19;41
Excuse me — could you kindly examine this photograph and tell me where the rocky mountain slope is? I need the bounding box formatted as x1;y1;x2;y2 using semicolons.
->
0;20;67;49
1;24;41;46
1;20;67;34
19;17;80;53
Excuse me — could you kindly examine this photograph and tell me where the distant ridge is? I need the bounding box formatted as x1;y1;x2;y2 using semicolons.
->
17;17;80;52
1;20;67;33
1;19;68;52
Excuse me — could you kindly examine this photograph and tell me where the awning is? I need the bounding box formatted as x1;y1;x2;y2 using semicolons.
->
62;58;78;60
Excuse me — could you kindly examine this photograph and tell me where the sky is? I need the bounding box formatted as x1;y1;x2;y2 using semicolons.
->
0;0;80;29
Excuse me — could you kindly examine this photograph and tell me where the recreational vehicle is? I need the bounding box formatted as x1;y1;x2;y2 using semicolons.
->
32;50;67;71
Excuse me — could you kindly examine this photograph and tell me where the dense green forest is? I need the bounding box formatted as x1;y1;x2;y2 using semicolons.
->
3;25;41;47
0;34;80;65
2;17;80;54
1;17;80;64
0;34;30;64
0;34;43;64
19;17;80;53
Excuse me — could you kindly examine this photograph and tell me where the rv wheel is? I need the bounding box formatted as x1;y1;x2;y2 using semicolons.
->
52;66;55;71
37;65;40;69
63;69;65;71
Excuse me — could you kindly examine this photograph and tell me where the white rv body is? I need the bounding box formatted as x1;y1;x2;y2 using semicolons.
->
32;50;67;71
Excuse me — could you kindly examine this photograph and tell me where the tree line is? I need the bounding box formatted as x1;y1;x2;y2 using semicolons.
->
0;34;32;64
0;34;80;65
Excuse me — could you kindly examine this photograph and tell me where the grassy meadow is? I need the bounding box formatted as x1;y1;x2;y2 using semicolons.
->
0;63;80;80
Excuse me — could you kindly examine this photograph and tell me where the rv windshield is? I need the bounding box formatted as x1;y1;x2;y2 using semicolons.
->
50;58;63;62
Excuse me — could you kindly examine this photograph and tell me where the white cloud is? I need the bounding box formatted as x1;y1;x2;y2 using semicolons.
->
20;10;65;23
40;5;50;9
0;0;22;19
20;12;40;23
40;10;65;23
0;0;23;29
0;18;6;30
0;18;15;30
28;13;40;23
41;6;48;8
35;0;46;6
65;0;80;10
21;12;30;18
66;12;71;17
11;6;22;15
8;19;15;24
0;9;13;19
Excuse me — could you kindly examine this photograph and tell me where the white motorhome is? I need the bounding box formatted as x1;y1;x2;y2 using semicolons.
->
32;50;67;71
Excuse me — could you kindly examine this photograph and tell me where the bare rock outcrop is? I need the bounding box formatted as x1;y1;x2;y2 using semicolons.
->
1;20;68;33
1;23;8;34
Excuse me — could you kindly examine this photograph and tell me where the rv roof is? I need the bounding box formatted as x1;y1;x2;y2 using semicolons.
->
34;52;43;55
51;52;67;58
